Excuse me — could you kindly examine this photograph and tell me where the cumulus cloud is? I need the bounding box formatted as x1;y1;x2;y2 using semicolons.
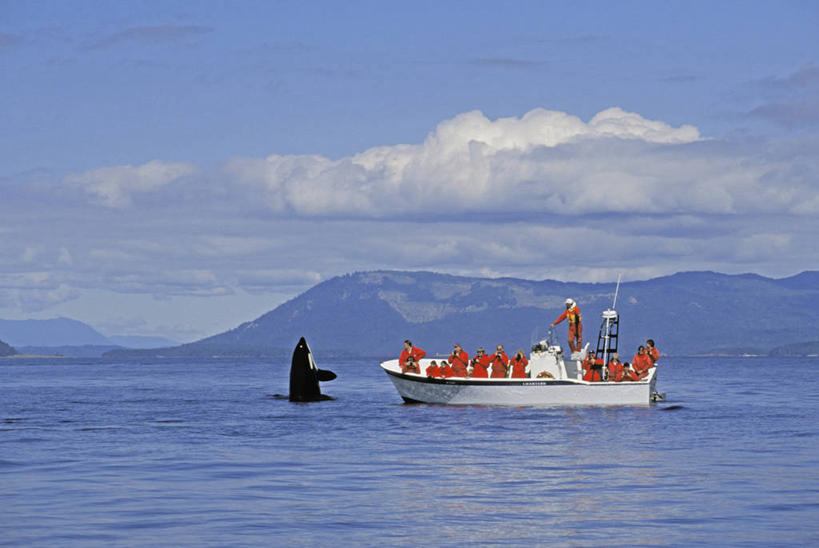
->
66;160;195;207
0;271;81;311
228;107;736;218
226;106;819;219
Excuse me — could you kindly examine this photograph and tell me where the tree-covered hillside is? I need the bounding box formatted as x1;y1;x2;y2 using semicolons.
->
107;270;819;358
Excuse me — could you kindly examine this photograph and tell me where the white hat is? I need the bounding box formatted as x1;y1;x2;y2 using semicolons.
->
565;298;575;306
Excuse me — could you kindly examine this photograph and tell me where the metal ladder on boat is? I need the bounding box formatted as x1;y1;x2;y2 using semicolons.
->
595;275;621;379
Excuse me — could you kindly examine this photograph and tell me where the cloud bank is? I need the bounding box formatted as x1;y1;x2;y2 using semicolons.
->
227;107;714;217
66;160;196;207
2;106;817;339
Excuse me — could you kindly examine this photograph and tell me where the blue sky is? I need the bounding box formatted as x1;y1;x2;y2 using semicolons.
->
2;1;818;342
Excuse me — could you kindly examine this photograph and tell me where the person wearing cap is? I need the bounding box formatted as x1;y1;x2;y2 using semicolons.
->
448;343;469;377
489;344;509;378
551;298;583;353
469;347;490;378
509;349;529;378
399;340;426;374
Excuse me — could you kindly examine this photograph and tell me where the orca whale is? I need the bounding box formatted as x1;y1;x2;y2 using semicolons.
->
289;337;336;402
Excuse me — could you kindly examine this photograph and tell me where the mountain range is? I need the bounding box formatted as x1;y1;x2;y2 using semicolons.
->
105;270;819;359
0;318;178;357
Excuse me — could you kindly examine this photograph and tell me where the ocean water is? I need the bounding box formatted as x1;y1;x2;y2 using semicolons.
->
1;355;818;547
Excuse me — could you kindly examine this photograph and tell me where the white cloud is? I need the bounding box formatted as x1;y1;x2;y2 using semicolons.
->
1;106;817;339
58;247;73;266
588;107;700;143
20;246;42;263
0;271;80;311
66;160;195;207
226;106;815;218
196;236;276;257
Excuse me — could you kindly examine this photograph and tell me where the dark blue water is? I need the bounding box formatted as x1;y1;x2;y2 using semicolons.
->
2;356;818;546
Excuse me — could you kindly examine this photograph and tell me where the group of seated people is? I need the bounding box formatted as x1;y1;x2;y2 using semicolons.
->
400;338;660;382
581;339;660;382
399;340;530;379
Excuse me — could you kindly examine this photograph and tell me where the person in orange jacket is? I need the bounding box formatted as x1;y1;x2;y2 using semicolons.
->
646;339;659;364
439;359;455;378
489;344;509;378
425;360;441;378
551;298;582;353
448;343;469;377
581;351;594;376
469;347;490;378
509;349;529;378
606;353;625;382
403;355;420;374
627;346;653;381
399;340;426;374
582;351;604;382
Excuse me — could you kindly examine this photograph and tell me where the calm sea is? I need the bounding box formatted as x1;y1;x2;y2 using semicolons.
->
1;355;817;546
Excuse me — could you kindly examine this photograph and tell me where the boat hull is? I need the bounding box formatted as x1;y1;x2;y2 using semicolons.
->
381;359;657;406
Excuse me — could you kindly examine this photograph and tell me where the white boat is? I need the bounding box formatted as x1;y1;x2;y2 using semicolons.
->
380;287;664;406
380;355;659;406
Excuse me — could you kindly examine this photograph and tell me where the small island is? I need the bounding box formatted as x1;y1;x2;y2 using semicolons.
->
0;338;18;357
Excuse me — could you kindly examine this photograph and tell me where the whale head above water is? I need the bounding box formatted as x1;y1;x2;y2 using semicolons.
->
289;336;336;402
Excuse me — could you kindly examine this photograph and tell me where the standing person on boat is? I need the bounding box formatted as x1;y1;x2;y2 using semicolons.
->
551;298;583;354
448;343;469;377
399;340;426;374
607;353;625;382
509;349;529;378
645;339;659;364
470;348;490;378
489;344;509;378
627;345;653;381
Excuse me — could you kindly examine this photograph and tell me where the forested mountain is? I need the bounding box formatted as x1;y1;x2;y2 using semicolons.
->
106;270;819;358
